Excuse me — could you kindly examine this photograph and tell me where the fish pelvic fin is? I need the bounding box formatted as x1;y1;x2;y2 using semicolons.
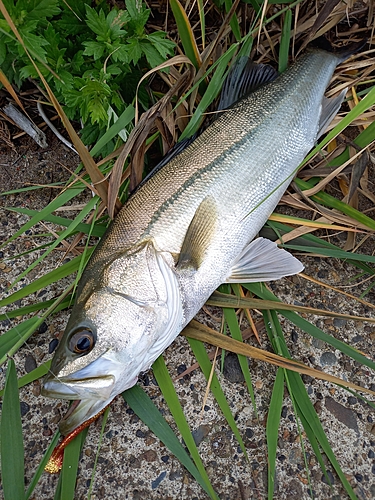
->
177;196;218;270
317;88;348;138
225;237;304;283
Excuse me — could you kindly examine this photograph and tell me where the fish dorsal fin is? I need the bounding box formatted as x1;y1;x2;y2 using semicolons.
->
317;88;347;138
226;237;304;283
178;196;217;270
218;57;278;111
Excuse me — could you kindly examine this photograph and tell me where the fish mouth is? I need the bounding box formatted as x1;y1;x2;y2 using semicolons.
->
42;376;116;435
42;375;115;400
58;397;112;435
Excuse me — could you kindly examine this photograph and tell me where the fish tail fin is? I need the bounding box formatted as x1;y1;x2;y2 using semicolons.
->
310;37;367;62
333;39;368;62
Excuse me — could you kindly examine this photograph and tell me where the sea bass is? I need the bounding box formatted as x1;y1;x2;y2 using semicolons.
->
43;46;357;435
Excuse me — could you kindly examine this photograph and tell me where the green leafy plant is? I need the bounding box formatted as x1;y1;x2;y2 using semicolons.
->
0;0;175;145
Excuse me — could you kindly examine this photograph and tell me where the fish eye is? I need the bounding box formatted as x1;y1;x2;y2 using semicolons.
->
68;328;96;355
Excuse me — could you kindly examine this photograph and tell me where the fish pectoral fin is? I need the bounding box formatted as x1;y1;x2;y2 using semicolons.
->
225;237;304;283
218;58;278;111
317;89;347;138
177;196;217;270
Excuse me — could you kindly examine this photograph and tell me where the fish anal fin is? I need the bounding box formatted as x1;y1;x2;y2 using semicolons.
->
318;88;347;138
226;237;304;283
218;58;278;111
178;197;217;270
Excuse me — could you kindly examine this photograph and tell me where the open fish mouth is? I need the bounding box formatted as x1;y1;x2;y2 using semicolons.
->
42;376;116;435
58;397;113;435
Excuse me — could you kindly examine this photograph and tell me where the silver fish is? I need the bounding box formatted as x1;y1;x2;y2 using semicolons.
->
43;46;354;435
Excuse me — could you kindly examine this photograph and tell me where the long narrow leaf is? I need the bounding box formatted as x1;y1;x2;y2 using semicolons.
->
0;188;81;250
0;361;51;397
152;356;218;499
266;368;284;500
59;430;88;500
25;431;60;500
245;283;375;372
278;8;292;73
187;337;248;457
265;311;356;499
90;104;135;157
0;318;41;362
0;297;72;321
223;307;257;409
179;45;237;140
1;359;25;500
122;384;212;496
12;196;98;286
5;207;106;238
169;0;201;69
0;251;92;309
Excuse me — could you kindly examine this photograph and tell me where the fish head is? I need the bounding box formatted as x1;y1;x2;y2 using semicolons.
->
42;240;183;435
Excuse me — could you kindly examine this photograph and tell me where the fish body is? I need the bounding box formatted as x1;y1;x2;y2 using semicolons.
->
43;48;348;434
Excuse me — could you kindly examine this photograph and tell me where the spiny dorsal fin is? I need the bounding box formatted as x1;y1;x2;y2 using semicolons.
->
177;196;217;270
226;237;304;283
218;57;278;111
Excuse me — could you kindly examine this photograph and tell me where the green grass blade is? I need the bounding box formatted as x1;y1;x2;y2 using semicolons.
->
1;359;25;500
179;45;237;140
187;337;248;457
328;114;375;167
266;368;284;500
59;429;89;500
222;307;257;412
25;431;60;500
87;407;111;499
225;0;241;41
0;361;51;397
301;83;375;167
264;220;375;270
0;250;92;309
1;183;64;196
264;310;357;499
197;0;205;49
152;356;218;499
0;288;73;366
0;297;72;321
246;283;375;371
0;318;41;362
90;104;135;157
278;8;292;73
12;196;99;286
73;204;100;297
294;177;375;230
122;384;213;497
291;369;356;498
282;242;375;264
169;0;201;69
0;188;83;250
5;207;106;238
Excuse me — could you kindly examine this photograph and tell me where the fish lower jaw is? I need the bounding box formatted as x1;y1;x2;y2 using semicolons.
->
42;375;116;400
58;397;113;436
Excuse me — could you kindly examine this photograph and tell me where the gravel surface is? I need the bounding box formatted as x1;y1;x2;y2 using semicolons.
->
1;133;375;499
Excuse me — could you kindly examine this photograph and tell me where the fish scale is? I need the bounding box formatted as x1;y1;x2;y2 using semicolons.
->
43;47;354;435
